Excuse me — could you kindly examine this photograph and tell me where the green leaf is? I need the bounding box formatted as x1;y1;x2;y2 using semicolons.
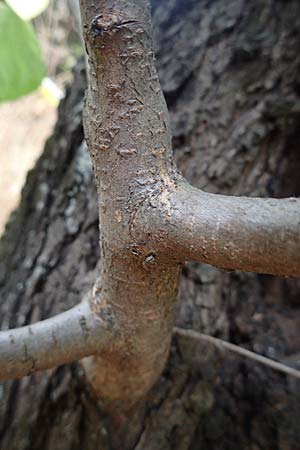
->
0;3;46;102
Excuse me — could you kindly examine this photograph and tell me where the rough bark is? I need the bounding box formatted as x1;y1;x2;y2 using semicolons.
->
1;0;300;449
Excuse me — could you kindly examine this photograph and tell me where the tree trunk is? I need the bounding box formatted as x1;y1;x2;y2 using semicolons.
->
1;0;300;448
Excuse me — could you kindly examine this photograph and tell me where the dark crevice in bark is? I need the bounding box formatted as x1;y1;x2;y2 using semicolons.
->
1;0;300;449
0;380;19;443
164;72;196;110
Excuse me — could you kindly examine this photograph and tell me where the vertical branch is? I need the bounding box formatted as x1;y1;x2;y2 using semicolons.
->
79;0;182;413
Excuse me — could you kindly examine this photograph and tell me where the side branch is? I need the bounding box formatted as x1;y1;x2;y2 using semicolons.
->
152;181;300;277
0;299;110;381
174;327;300;380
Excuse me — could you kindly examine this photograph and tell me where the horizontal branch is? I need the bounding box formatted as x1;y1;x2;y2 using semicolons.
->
0;299;110;381
174;327;300;380
148;180;300;277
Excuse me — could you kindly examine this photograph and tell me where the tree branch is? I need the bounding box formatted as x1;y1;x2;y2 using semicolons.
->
174;327;300;380
78;0;181;411
0;299;111;381
141;180;300;277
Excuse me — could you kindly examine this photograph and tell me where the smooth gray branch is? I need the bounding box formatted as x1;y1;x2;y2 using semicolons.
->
149;180;300;277
177;184;300;276
170;185;300;277
0;299;110;381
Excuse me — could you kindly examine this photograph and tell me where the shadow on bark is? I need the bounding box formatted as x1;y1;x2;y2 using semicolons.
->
1;0;300;449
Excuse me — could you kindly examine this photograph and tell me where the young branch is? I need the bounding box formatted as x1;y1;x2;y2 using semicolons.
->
0;298;111;381
79;0;180;412
174;327;300;380
141;180;300;277
1;0;299;415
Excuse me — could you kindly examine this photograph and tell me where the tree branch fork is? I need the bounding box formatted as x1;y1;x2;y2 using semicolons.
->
1;179;299;382
0;0;299;412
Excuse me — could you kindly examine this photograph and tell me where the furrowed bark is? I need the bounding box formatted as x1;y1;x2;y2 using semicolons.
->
0;0;299;415
1;1;300;448
0;297;112;381
2;0;299;417
139;180;300;277
79;0;300;414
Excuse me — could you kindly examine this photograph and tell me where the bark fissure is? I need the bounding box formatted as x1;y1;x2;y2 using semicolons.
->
77;0;300;413
0;0;300;426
